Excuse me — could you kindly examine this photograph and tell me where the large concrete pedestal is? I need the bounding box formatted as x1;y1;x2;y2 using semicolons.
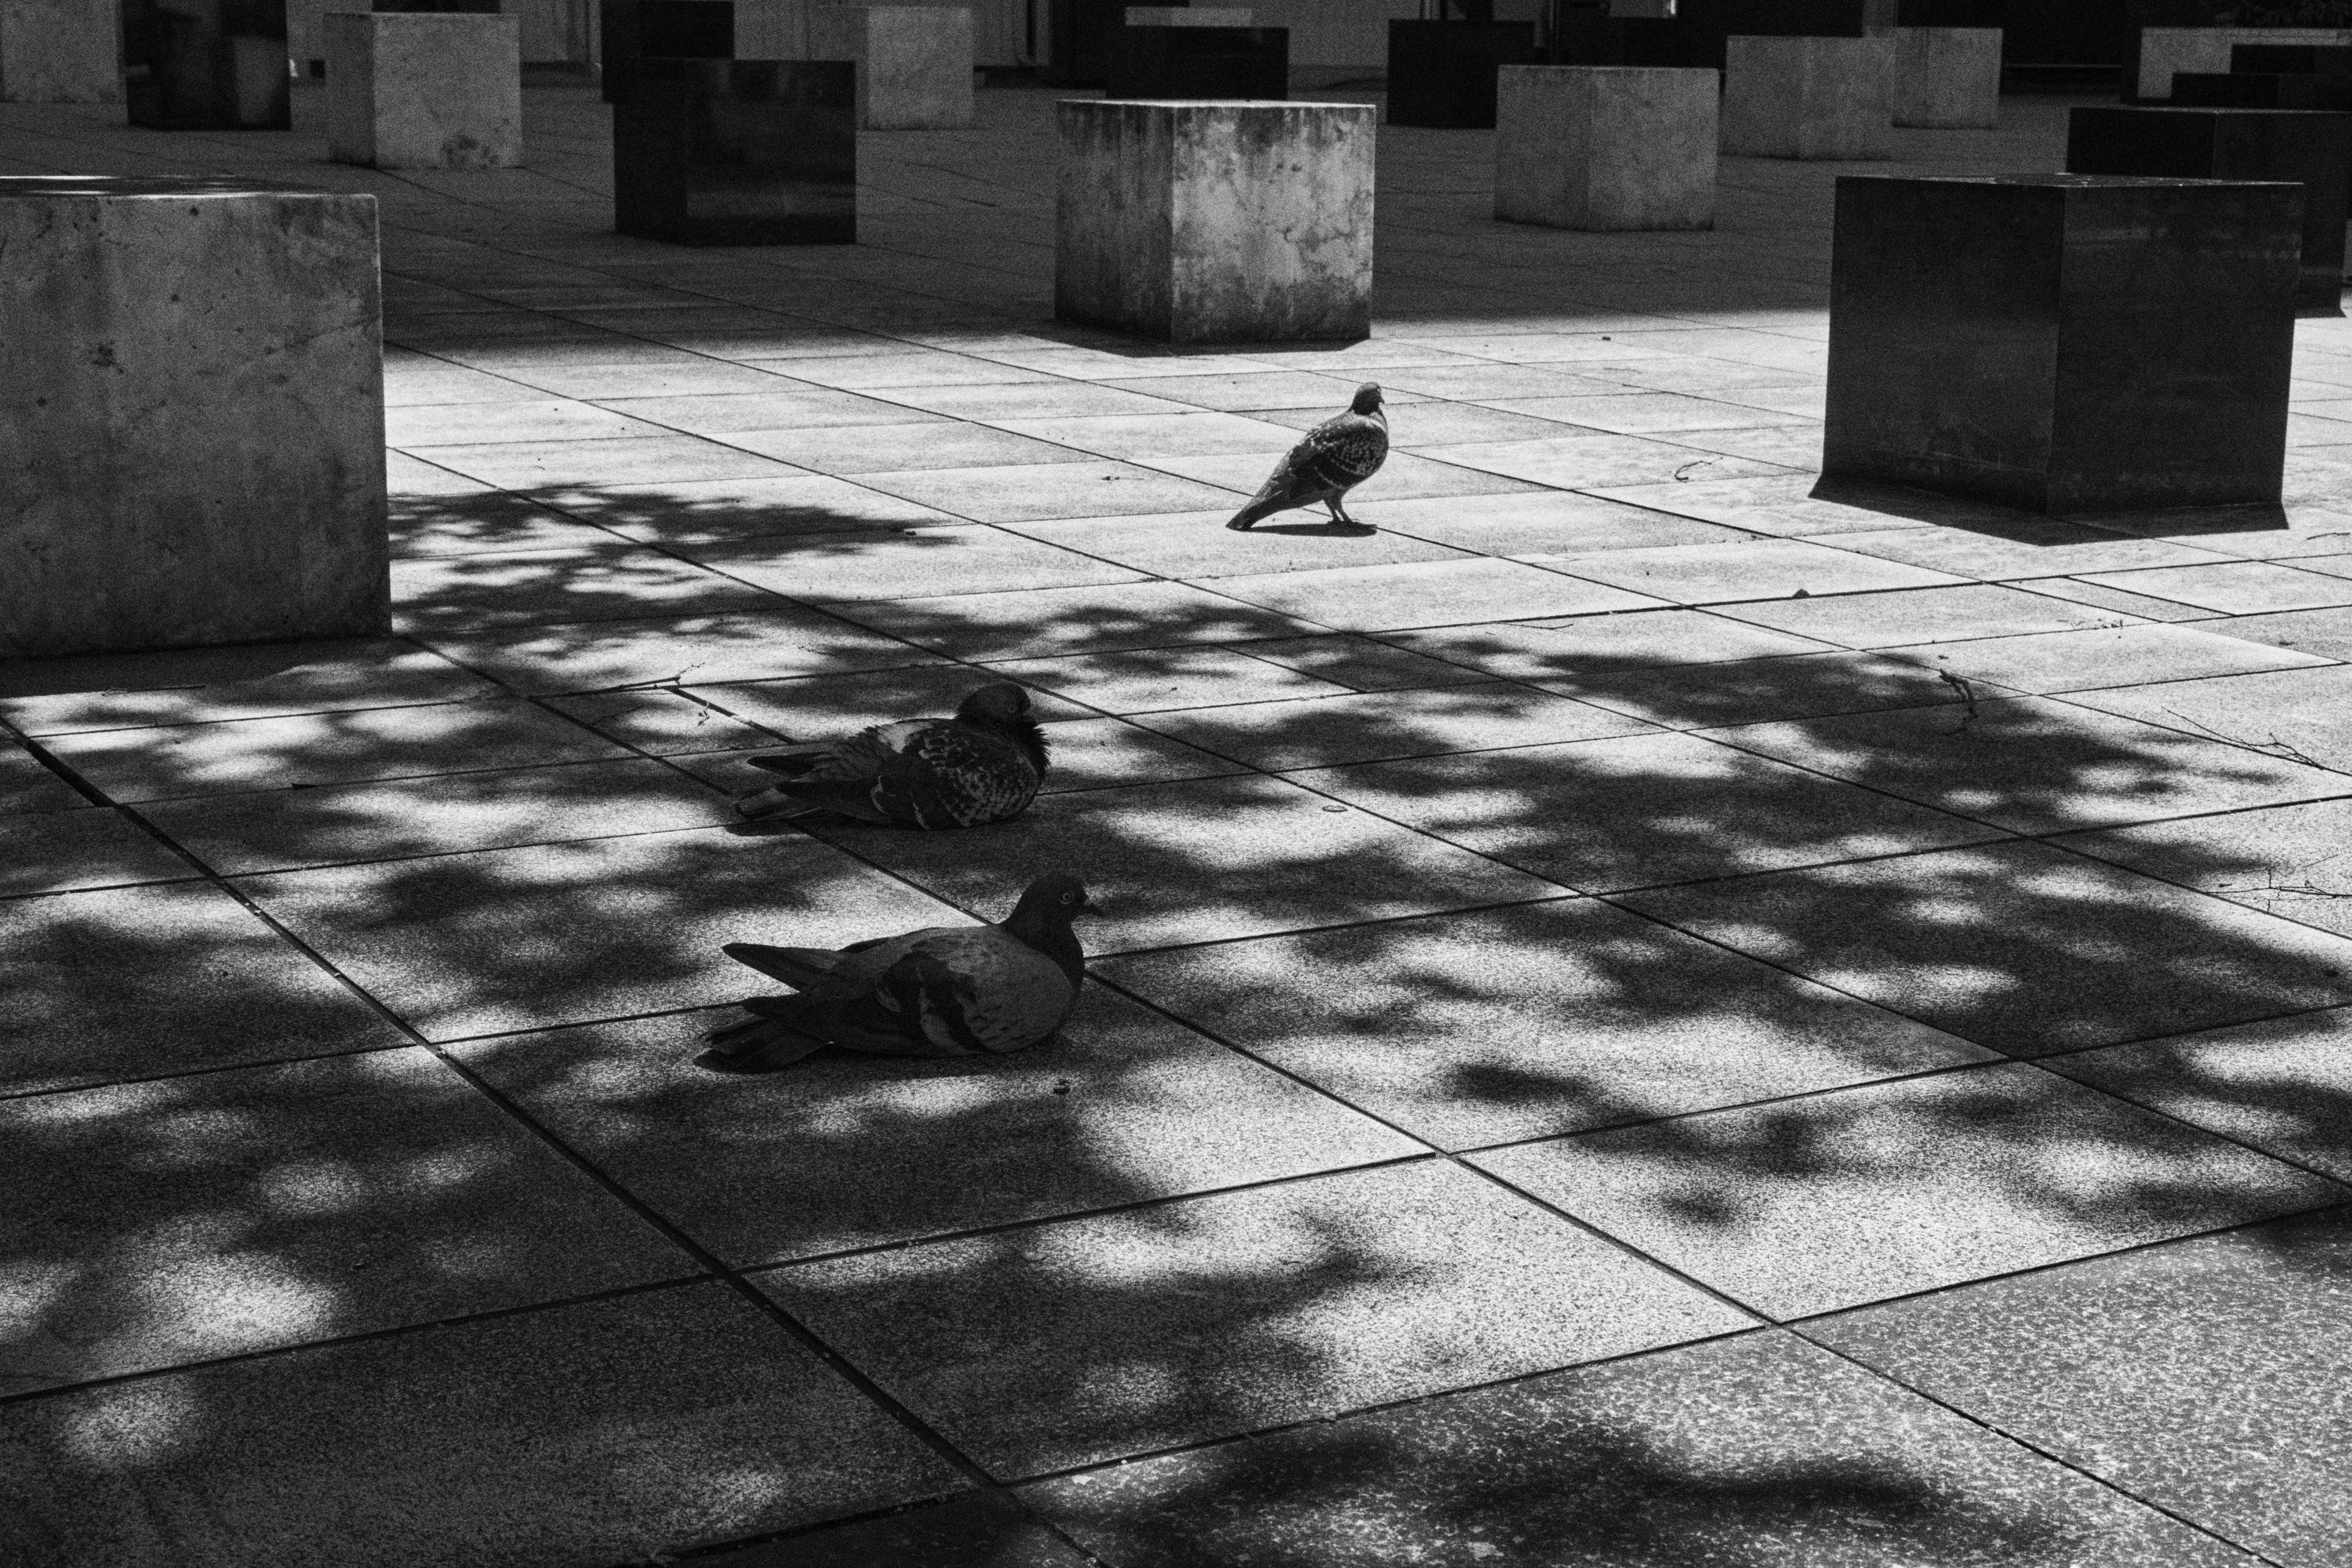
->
1878;26;1999;129
600;0;734;102
2135;26;2352;101
326;12;522;168
2171;72;2352;112
0;177;388;658
123;1;291;129
1056;100;1374;344
1494;65;1716;232
1722;34;1893;159
614;58;856;243
1385;20;1534;129
809;5;973;130
1822;174;2299;514
0;0;123;102
1106;20;1286;100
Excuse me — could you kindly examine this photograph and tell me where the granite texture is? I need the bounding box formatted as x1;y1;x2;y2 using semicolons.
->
325;13;523;170
1055;100;1376;344
0;808;193;897
0;179;388;656
0;0;121;102
701;1492;1092;1567
809;5;975;131
1721;35;1893;161
1880;25;1999;129
1496;66;1717;232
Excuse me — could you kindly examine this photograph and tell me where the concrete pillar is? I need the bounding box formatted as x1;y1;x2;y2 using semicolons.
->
2134;26;2352;101
1056;100;1375;344
1495;65;1716;232
1721;34;1893;160
325;13;524;169
807;5;974;130
0;0;123;103
1880;26;2000;129
0;176;388;657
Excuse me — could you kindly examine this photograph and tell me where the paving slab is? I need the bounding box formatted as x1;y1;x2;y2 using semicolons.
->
1412;432;1795;489
2056;797;2352;941
0;809;194;897
2073;561;2352;616
391;543;777;631
2055;665;2352;775
759;1161;1754;1476
1540;539;1966;606
685;527;1145;603
1234;633;1501;692
1718;583;2136;648
1351;490;1754;557
847;461;1244;524
595;388;954;435
1816;522;2225;581
1006;511;1472;580
1545;649;1980;731
1208;558;1668;632
685;664;1090;740
1135;684;1656;771
538;475;964;546
388;488;613;558
1584;475;2035;541
698;1492;1090;1567
541;689;779;755
834;581;1317;660
1882;624;2332;696
984;645;1360;716
2199;604;2352;661
0;747;92;816
1477;1061;2343;1319
413;607;936;693
0;640;499;737
1389;609;1833;685
408;434;807;490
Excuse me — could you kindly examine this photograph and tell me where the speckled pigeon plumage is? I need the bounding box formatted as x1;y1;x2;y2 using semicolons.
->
1226;382;1389;531
699;873;1096;1071
733;681;1048;829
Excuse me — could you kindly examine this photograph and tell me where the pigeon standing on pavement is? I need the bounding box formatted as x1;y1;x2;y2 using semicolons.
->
1226;382;1389;532
699;873;1096;1071
733;682;1048;829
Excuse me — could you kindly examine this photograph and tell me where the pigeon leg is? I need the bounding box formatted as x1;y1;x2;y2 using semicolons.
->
1326;496;1374;533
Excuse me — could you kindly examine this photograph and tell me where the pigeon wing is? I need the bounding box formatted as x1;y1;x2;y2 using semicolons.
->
869;726;1042;829
899;928;1079;1054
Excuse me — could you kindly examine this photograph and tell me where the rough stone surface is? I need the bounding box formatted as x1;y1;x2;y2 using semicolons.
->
1721;35;1893;160
1496;66;1717;232
1125;6;1253;24
326;12;524;170
0;178;387;657
1055;100;1376;344
1880;24;2000;129
809;5;974;130
0;0;120;102
2135;24;2352;100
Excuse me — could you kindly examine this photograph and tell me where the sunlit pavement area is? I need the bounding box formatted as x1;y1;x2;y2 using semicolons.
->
9;77;2352;1567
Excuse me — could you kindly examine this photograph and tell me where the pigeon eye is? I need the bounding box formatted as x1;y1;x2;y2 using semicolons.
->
1060;892;1076;905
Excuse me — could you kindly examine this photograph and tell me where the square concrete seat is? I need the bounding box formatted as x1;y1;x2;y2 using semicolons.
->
1056;99;1373;344
2232;43;2352;75
2068;105;2351;316
599;0;734;102
1722;34;1893;159
0;177;388;657
122;0;290;129
2135;26;2352;101
1125;6;1254;23
2171;71;2352;112
325;12;520;168
1822;174;2299;514
615;58;856;244
1877;25;2000;129
1107;21;1287;99
809;4;974;130
1385;19;1535;129
1494;65;1717;232
0;0;122;102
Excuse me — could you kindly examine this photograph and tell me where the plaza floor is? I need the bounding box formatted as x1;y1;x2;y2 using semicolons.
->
7;78;2352;1568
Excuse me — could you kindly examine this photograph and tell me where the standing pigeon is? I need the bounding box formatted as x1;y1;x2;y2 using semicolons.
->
733;681;1048;828
1226;382;1389;531
700;873;1096;1071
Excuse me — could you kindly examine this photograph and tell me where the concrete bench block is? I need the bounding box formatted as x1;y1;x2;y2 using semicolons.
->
614;58;856;243
807;5;974;130
325;13;522;168
1879;25;1999;129
2135;26;2352;101
1056;100;1374;344
1823;173;2298;514
1495;65;1717;232
1386;20;1534;129
1125;7;1253;24
123;2;292;129
600;0;734;102
2068;105;2351;317
1722;34;1892;159
0;176;388;657
1106;23;1287;100
2173;72;2352;111
0;0;123;103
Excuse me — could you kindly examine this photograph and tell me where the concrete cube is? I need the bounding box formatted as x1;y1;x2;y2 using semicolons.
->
0;176;388;657
614;59;856;244
0;0;122;103
1722;34;1893;160
2135;26;2352;101
1125;6;1253;23
326;13;522;168
1056;100;1374;344
1880;25;1999;129
1823;173;2297;514
1495;65;1716;232
807;5;973;130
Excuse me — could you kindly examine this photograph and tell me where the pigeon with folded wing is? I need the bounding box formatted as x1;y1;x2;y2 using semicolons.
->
733;681;1047;828
1226;382;1389;532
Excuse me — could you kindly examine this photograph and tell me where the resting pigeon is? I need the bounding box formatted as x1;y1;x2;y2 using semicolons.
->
733;681;1047;828
700;872;1096;1071
1226;382;1389;532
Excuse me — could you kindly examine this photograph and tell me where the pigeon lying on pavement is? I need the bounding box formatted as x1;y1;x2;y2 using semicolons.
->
700;873;1096;1071
1226;382;1389;532
733;681;1048;828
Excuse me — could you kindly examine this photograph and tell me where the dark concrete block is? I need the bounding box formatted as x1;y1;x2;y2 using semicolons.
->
2067;106;2352;315
2231;43;2352;75
600;0;733;103
613;58;856;247
121;0;291;129
1385;20;1536;129
1104;24;1288;99
1822;173;2299;514
2171;70;2352;110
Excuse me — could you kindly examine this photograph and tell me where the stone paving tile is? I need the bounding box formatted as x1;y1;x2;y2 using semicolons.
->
2055;798;2352;941
0;1285;964;1568
0;1048;688;1393
407;434;807;490
835;581;1319;660
541;689;779;755
540;475;966;545
391;542;778;630
41;699;628;804
1810;1207;2352;1568
1623;840;2352;1056
384;398;666;447
0;748;90;816
846;460;1246;523
1542;538;1966;606
1135;684;1655;771
2074;499;2352;561
1487;390;1819;435
593;388;954;435
1412;432;1795;489
1477;1062;2344;1319
0;639;500;736
985;645;1364;716
719;421;1095;475
1881;624;2333;695
2054;665;2352;774
1096;369;1396;412
1584;474;2026;540
1296;730;1997;892
2073;560;2352;615
413;606;937;693
458;987;1415;1265
1208;558;1669;631
1009;510;1472;579
2010;576;2223;624
2200;604;2352;660
685;526;1146;603
759;1161;1755;1477
697;1493;1090;1567
1351;489;1754;557
1236;633;1501;692
1548;650;1978;731
992;410;1333;460
388;488;613;557
2;882;404;1096
873;380;1201;421
1100;900;1989;1150
0;810;194;898
1389;608;1833;685
238;829;965;1041
1717;583;2138;648
496;360;817;401
1147;450;1545;507
1028;1331;2255;1568
682;664;1090;741
1817;522;2226;580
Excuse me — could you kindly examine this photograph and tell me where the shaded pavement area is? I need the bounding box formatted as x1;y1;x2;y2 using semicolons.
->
7;80;2352;1568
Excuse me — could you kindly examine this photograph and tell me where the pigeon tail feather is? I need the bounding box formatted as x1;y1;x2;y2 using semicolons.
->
723;942;846;989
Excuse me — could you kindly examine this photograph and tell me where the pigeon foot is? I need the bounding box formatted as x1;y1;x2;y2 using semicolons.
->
1224;517;1256;532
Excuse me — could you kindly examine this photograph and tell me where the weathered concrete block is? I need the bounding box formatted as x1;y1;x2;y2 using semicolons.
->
1056;100;1374;344
807;5;974;130
1880;25;1999;129
326;13;522;168
1495;65;1716;232
2135;26;2352;101
0;177;388;657
123;1;291;129
614;59;856;243
1722;33;1892;160
1125;6;1253;23
0;0;122;103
